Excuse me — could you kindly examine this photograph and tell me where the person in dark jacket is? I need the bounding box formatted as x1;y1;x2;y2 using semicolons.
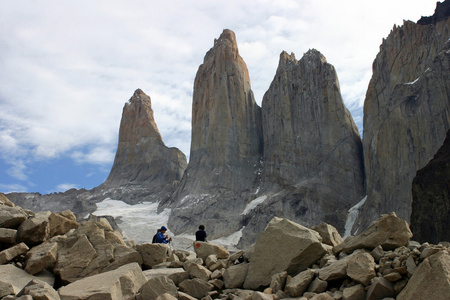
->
156;226;171;244
195;225;207;242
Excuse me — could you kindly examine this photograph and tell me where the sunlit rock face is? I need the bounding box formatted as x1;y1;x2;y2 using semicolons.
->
353;7;450;234
101;89;187;203
163;29;263;238
238;50;365;248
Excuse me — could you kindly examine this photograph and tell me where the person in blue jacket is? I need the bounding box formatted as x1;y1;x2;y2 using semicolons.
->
156;226;172;244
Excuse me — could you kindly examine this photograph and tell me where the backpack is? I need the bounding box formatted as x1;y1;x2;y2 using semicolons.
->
152;234;157;243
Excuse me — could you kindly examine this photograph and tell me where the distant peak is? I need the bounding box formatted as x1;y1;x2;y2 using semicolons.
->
417;0;450;25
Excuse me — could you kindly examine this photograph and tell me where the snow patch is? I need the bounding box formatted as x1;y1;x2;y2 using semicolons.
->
210;227;244;252
404;77;420;85
94;198;171;244
343;196;367;238
242;195;267;215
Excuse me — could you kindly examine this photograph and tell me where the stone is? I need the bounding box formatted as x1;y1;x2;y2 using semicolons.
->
335;213;412;254
25;241;58;275
178;278;214;299
405;255;417;277
0;265;54;295
269;271;287;293
58;262;146;300
136;243;170;268
397;250;450;299
0;228;17;244
209;279;224;290
0;242;29;264
365;277;394;300
244;217;327;289
54;220;142;283
186;262;212;281
16;211;50;246
0;205;27;229
48;212;79;238
318;258;348;281
0;194;14;207
411;129;450;244
136;276;178;300
205;254;218;269
223;263;249;289
383;272;402;282
307;277;327;294
155;294;178;300
353;12;450;234
193;241;229;262
312;223;344;247
143;268;189;286
342;284;365;300
101;88;187;203
163;29;263;241
285;269;315;297
251;291;273;300
16;279;60;300
178;291;197;300
370;245;384;262
346;251;376;286
420;245;442;260
227;250;244;266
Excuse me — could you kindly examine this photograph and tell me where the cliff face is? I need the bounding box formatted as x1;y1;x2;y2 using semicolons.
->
102;89;187;201
162;30;263;238
411;129;450;244
353;14;450;233
237;50;365;248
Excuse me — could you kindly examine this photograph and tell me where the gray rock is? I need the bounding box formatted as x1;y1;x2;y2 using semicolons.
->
285;269;315;297
354;16;450;234
0;194;14;207
48;212;79;238
193;241;229;262
186;262;212;281
365;277;394;300
342;284;365;300
269;271;287;293
307;277;327;294
0;242;29;265
244;217;326;290
346;251;376;286
25;240;58;275
0;265;54;295
179;278;214;299
0;205;27;229
0;228;17;244
312;223;344;247
136;243;169;268
223;263;249;289
16;211;50;246
16;279;60;300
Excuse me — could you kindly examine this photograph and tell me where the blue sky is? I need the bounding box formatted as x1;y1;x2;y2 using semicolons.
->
0;0;438;194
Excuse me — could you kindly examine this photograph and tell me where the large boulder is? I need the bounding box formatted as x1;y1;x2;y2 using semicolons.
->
48;212;79;237
16;211;51;246
143;268;189;286
58;262;147;300
335;212;412;254
136;243;170;268
54;220;142;283
0;194;14;207
223;263;249;289
397;250;450;299
193;241;229;261
0;205;27;229
312;223;344;247
16;279;60;300
136;276;178;300
243;217;327;289
0;228;17;244
0;265;54;295
0;242;29;265
178;278;214;299
285;269;315;297
25;240;60;275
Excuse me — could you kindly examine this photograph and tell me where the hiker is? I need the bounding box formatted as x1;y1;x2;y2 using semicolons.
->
195;224;207;242
155;226;172;244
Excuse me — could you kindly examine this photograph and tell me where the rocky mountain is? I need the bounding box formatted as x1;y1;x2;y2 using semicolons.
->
7;89;187;218
160;29;264;238
238;50;365;248
352;4;450;234
411;129;450;244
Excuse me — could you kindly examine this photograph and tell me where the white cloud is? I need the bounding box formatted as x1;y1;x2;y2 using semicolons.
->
0;0;438;190
54;183;79;193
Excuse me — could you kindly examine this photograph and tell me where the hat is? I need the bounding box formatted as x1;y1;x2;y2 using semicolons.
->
161;226;167;231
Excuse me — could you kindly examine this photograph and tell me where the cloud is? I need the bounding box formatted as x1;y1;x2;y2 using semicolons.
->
54;183;79;193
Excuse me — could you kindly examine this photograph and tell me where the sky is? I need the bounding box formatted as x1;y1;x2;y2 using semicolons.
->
0;0;438;195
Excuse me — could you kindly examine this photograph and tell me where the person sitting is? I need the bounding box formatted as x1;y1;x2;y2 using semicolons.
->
195;225;207;242
156;226;171;244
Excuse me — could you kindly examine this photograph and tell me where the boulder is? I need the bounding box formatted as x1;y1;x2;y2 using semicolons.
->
335;213;412;254
186;262;212;281
136;243;169;268
244;217;327;289
251;291;274;300
312;223;344;247
0;194;14;207
342;284;365;300
136;276;178;300
58;262;147;300
16;279;60;300
0;205;27;229
0;228;17;244
0;265;54;295
318;257;348;281
223;263;249;289
209;279;224;290
365;277;394;300
0;242;29;264
178;278;214;299
25;241;58;275
48;212;79;237
285;269;315;297
16;211;51;246
346;251;376;286
178;291;197;300
193;241;229;261
307;277;328;294
59;210;76;222
269;271;287;293
397;250;450;299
